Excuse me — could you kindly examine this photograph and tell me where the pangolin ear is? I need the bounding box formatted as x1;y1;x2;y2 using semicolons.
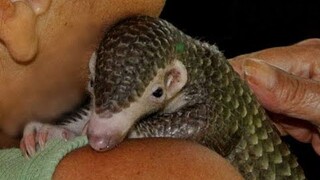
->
165;60;188;99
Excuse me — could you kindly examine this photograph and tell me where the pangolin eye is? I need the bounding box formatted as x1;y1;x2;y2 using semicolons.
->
152;87;163;98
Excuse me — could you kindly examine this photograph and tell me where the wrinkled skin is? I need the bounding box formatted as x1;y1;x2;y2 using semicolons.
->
0;0;165;138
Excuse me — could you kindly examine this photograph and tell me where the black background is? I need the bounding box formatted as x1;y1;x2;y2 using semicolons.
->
161;1;320;179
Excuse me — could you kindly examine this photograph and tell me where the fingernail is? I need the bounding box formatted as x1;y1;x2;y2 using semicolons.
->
243;59;277;90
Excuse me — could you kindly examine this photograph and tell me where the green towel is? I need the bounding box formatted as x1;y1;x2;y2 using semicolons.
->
0;136;88;180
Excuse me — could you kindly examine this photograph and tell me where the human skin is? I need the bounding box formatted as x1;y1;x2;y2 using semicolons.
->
230;38;320;155
0;0;165;137
53;139;243;180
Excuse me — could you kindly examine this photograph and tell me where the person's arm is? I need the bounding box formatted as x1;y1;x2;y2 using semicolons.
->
230;38;320;155
53;139;243;180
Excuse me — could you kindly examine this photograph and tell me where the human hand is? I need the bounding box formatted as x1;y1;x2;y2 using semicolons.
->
229;38;320;155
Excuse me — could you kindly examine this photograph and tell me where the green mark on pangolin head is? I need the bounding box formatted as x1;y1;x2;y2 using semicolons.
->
175;42;185;53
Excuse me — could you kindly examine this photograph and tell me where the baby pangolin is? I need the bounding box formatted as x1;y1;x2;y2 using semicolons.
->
21;16;305;179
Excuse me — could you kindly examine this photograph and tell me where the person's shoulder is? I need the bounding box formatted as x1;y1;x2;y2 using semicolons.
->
54;138;243;180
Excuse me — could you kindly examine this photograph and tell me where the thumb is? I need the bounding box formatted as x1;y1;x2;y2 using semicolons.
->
243;59;320;126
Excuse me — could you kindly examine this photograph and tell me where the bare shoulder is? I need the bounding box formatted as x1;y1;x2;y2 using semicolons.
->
54;138;243;180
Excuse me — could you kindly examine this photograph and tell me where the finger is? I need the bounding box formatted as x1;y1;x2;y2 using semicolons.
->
268;112;320;144
269;113;320;154
229;41;320;79
276;118;314;143
243;59;320;126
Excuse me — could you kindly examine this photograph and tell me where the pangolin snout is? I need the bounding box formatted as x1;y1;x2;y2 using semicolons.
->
87;112;126;151
88;133;123;151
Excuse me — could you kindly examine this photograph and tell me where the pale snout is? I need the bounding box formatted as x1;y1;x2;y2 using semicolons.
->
87;112;126;151
87;131;124;151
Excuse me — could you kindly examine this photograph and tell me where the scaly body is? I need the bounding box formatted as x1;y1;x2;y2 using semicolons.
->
21;16;305;179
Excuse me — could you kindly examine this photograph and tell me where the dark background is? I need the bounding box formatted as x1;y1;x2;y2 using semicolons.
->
161;1;320;179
